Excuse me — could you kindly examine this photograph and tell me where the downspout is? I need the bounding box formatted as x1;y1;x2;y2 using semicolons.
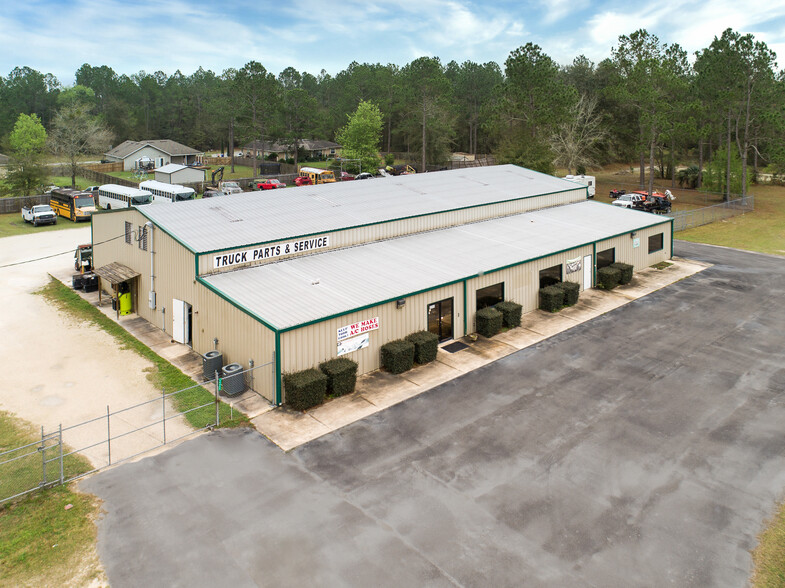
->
146;221;156;309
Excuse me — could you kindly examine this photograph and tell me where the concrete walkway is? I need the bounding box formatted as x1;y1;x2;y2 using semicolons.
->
252;256;710;450
63;257;709;453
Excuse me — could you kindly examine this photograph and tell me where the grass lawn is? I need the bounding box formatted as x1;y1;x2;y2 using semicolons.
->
0;212;87;239
37;278;249;430
47;175;95;190
0;411;99;587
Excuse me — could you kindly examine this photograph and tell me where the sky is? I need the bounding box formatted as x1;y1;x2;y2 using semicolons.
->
2;0;785;85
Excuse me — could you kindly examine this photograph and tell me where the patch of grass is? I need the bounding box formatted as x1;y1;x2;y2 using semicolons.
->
0;410;99;587
0;212;85;239
651;261;673;270
752;501;785;588
37;278;249;429
0;485;101;587
47;175;95;190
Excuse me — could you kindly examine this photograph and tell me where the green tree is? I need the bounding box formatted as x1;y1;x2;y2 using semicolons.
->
488;43;575;173
5;113;48;196
400;57;454;171
336;100;383;173
232;61;280;176
278;67;321;168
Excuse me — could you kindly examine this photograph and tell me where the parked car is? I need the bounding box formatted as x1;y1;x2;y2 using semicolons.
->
256;179;287;190
84;186;100;194
21;204;57;226
611;192;646;208
355;172;374;180
339;171;355;181
294;175;312;186
202;189;225;198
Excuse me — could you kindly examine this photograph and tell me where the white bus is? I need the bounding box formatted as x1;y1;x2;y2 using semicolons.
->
98;184;153;210
139;180;196;203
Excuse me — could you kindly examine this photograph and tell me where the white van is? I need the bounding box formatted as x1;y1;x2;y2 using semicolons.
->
564;174;596;199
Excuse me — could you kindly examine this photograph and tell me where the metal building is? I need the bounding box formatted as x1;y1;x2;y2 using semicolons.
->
91;165;673;404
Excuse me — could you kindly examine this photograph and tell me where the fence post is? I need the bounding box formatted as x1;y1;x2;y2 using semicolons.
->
215;370;220;427
40;426;46;487
107;405;111;466
248;359;254;393
162;388;166;445
59;424;64;485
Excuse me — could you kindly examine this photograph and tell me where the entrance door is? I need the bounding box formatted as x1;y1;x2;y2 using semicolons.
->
428;298;453;342
583;255;592;290
172;298;192;345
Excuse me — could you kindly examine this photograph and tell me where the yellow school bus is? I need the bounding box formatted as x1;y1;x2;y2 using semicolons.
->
299;166;336;185
49;188;97;222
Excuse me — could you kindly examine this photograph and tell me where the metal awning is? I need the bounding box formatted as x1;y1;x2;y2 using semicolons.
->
93;262;140;286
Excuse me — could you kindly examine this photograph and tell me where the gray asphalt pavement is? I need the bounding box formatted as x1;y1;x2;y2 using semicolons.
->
82;241;785;587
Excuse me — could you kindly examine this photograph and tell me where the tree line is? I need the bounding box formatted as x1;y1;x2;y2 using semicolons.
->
1;27;782;197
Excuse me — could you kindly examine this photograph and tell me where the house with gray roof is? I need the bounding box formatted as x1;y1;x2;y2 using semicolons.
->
105;140;203;171
243;139;342;161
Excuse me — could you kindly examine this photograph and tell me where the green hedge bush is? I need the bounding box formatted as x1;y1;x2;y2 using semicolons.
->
494;301;522;328
610;262;634;285
318;358;358;397
539;285;565;312
556;281;580;306
405;331;439;364
284;368;327;411
476;306;503;337
381;339;415;374
597;266;622;290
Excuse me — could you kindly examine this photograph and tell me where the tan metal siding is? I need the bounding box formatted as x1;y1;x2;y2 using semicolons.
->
595;222;672;271
194;284;277;401
464;245;593;331
92;210;196;335
280;284;464;392
198;188;586;275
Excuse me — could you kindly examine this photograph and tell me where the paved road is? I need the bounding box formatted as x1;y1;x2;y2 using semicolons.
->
82;242;785;587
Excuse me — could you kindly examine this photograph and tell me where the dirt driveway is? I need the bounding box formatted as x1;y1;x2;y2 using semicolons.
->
0;227;192;467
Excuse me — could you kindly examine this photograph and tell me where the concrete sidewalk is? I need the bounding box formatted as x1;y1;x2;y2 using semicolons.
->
60;257;709;453
252;256;711;450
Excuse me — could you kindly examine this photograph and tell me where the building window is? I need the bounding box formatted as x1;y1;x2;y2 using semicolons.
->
539;264;562;288
597;248;615;269
476;283;504;310
125;221;132;244
648;233;664;253
138;225;147;251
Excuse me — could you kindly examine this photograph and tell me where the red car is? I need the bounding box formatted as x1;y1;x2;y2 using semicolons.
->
294;175;312;186
340;171;355;181
256;179;287;190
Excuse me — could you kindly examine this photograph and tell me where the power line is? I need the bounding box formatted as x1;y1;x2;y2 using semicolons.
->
0;233;126;269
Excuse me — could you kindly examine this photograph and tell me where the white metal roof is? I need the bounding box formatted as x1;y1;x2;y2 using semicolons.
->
138;165;585;253
155;163;189;174
202;201;670;331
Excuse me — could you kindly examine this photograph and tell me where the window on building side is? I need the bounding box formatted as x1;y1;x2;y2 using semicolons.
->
476;283;504;310
648;233;664;253
597;248;615;269
125;221;132;244
138;225;147;251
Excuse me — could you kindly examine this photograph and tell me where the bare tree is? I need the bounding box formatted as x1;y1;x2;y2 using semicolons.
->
49;103;112;187
549;94;607;174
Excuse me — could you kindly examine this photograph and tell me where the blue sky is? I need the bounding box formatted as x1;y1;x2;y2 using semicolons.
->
2;0;785;85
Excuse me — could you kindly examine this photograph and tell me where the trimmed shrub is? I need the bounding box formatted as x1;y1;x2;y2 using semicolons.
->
381;339;415;374
610;262;634;285
539;285;565;312
284;368;327;411
318;357;358;397
476;306;503;338
405;330;439;364
556;281;580;306
495;301;523;328
597;266;622;290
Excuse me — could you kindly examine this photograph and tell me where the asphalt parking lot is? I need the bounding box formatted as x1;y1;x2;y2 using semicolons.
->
82;241;785;587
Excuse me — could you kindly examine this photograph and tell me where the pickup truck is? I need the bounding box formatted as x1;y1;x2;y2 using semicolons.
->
22;204;57;226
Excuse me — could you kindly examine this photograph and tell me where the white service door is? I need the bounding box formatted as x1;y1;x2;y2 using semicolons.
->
172;298;190;344
583;255;592;290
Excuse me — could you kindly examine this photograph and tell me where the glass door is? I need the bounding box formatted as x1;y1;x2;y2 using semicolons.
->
427;298;454;342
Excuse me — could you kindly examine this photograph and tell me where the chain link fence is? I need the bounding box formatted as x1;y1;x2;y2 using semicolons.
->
0;361;272;504
667;196;754;231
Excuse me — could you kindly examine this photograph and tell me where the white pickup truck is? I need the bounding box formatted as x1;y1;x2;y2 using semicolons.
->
22;204;58;226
